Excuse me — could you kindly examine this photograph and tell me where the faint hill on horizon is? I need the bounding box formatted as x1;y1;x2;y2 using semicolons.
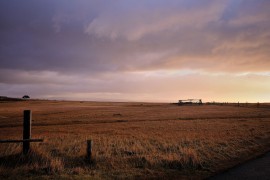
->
0;96;23;101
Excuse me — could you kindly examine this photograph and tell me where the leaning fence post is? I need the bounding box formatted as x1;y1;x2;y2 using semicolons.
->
23;110;32;154
87;140;93;161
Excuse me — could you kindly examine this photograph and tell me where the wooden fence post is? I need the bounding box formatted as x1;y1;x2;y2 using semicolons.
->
87;140;93;161
23;110;32;154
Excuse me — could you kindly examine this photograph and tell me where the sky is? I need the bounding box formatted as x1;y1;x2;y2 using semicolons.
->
0;0;270;102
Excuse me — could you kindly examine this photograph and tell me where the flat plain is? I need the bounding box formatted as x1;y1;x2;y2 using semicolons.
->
0;100;270;179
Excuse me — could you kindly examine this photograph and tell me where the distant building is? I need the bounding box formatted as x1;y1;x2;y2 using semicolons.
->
178;99;202;106
22;95;30;99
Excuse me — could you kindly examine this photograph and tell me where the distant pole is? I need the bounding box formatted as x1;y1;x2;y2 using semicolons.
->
87;140;93;161
23;110;32;154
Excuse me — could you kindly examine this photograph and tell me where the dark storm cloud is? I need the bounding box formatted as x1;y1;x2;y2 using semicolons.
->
1;0;270;74
0;0;106;72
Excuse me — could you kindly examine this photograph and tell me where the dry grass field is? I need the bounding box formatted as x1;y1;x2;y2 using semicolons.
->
0;100;270;179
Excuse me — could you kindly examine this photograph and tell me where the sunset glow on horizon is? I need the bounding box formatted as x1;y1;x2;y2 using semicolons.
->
0;0;270;103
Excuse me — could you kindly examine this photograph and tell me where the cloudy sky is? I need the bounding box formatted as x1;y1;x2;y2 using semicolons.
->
0;0;270;102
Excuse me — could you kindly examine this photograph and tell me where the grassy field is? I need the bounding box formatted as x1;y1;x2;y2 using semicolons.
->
0;100;270;179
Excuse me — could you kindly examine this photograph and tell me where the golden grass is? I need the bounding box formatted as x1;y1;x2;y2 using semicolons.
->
0;100;270;179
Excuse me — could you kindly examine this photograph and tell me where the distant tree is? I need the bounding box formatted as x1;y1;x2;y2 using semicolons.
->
22;95;30;99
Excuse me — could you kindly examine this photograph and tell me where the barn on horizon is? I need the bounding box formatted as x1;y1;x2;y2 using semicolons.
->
178;99;202;105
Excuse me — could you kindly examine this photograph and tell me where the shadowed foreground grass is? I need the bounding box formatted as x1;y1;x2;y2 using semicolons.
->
0;100;270;179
